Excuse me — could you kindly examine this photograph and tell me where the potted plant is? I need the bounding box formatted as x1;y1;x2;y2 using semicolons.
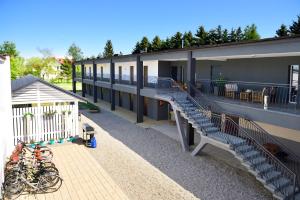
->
49;138;55;145
67;136;75;142
39;140;46;147
58;137;64;144
30;139;36;148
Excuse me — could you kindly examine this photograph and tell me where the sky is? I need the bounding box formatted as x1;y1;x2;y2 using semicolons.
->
0;0;299;58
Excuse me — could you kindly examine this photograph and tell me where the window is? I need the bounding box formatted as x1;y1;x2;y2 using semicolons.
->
88;67;92;79
289;65;299;103
101;67;103;79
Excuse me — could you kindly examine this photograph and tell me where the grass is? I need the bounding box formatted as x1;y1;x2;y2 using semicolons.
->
79;102;100;111
52;81;82;91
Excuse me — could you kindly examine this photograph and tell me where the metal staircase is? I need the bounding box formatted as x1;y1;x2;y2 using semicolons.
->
155;78;299;200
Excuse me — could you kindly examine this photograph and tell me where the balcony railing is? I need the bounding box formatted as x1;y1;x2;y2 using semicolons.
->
196;79;299;111
75;72;81;78
114;74;137;86
83;74;93;80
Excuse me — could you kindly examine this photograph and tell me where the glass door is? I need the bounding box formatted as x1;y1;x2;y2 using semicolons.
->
289;65;299;103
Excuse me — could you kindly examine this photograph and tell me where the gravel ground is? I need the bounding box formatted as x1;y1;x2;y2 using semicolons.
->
81;110;272;200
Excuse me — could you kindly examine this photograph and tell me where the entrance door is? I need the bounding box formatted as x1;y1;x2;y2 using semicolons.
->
289;65;299;103
211;65;222;80
171;66;177;81
144;66;148;87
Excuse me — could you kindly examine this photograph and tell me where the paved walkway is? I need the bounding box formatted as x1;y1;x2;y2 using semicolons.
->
18;144;129;200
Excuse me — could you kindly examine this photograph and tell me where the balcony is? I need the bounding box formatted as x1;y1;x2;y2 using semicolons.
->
114;74;136;86
83;74;93;80
96;73;110;82
195;79;299;114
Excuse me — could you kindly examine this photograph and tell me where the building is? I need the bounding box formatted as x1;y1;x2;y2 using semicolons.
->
11;75;86;144
72;35;300;199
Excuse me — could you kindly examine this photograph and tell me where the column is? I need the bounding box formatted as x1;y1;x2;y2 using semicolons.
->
186;51;196;145
81;63;86;97
110;59;115;110
93;61;97;103
187;51;196;96
72;63;76;93
136;55;144;123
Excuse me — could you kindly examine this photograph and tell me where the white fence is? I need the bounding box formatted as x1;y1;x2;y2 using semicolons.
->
12;105;78;145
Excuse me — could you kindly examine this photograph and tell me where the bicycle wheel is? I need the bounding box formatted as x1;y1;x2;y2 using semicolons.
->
3;172;25;200
39;175;63;193
38;166;60;189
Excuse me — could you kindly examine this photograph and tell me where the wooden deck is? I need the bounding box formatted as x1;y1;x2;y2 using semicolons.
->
18;144;129;200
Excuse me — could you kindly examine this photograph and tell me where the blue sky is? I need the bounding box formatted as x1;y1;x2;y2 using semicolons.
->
0;0;299;58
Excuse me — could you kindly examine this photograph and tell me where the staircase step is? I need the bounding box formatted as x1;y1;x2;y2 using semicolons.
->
249;156;267;167
235;144;254;153
256;163;275;175
207;132;229;144
242;150;260;160
198;122;214;128
272;177;291;191
264;171;282;183
203;126;219;133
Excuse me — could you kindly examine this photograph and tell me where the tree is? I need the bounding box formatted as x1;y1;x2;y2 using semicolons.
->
10;57;25;79
276;24;289;37
103;40;114;58
182;31;195;47
222;29;229;43
60;58;72;80
161;37;171;50
140;37;150;52
243;24;260;40
67;43;83;61
170;32;183;49
215;25;223;44
207;29;218;45
195;26;208;45
151;36;162;51
229;28;237;42
132;42;141;54
289;15;300;35
236;27;244;41
0;41;19;57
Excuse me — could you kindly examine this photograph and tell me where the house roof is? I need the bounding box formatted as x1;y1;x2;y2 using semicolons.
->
11;75;86;104
75;34;300;64
0;54;7;61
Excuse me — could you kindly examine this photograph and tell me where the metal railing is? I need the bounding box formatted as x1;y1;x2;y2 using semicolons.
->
75;72;81;78
196;79;299;111
155;77;297;198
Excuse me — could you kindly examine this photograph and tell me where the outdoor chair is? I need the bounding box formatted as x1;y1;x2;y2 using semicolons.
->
225;83;238;99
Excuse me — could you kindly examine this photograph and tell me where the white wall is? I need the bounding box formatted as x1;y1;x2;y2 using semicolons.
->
96;63;110;78
0;56;14;191
114;61;136;81
144;60;158;83
113;60;158;83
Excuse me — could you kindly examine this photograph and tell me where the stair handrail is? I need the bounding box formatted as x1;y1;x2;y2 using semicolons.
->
155;77;297;198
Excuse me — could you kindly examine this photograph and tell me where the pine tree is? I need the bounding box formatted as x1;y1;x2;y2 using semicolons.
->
195;26;208;45
161;38;171;50
151;36;162;51
182;31;195;47
243;24;260;40
207;29;218;45
236;27;243;41
170;32;183;49
215;25;223;44
140;37;150;52
276;24;289;37
132;42;141;54
222;29;229;43
103;40;114;58
290;15;300;35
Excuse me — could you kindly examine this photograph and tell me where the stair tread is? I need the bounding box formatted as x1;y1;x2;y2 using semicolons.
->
242;150;260;159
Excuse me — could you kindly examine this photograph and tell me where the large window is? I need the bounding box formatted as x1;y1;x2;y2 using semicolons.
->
130;66;134;84
119;66;122;81
289;65;299;103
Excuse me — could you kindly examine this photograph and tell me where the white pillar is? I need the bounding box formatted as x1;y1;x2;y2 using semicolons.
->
0;55;13;190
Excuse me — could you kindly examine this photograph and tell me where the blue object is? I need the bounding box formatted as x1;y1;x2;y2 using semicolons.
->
90;136;97;148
